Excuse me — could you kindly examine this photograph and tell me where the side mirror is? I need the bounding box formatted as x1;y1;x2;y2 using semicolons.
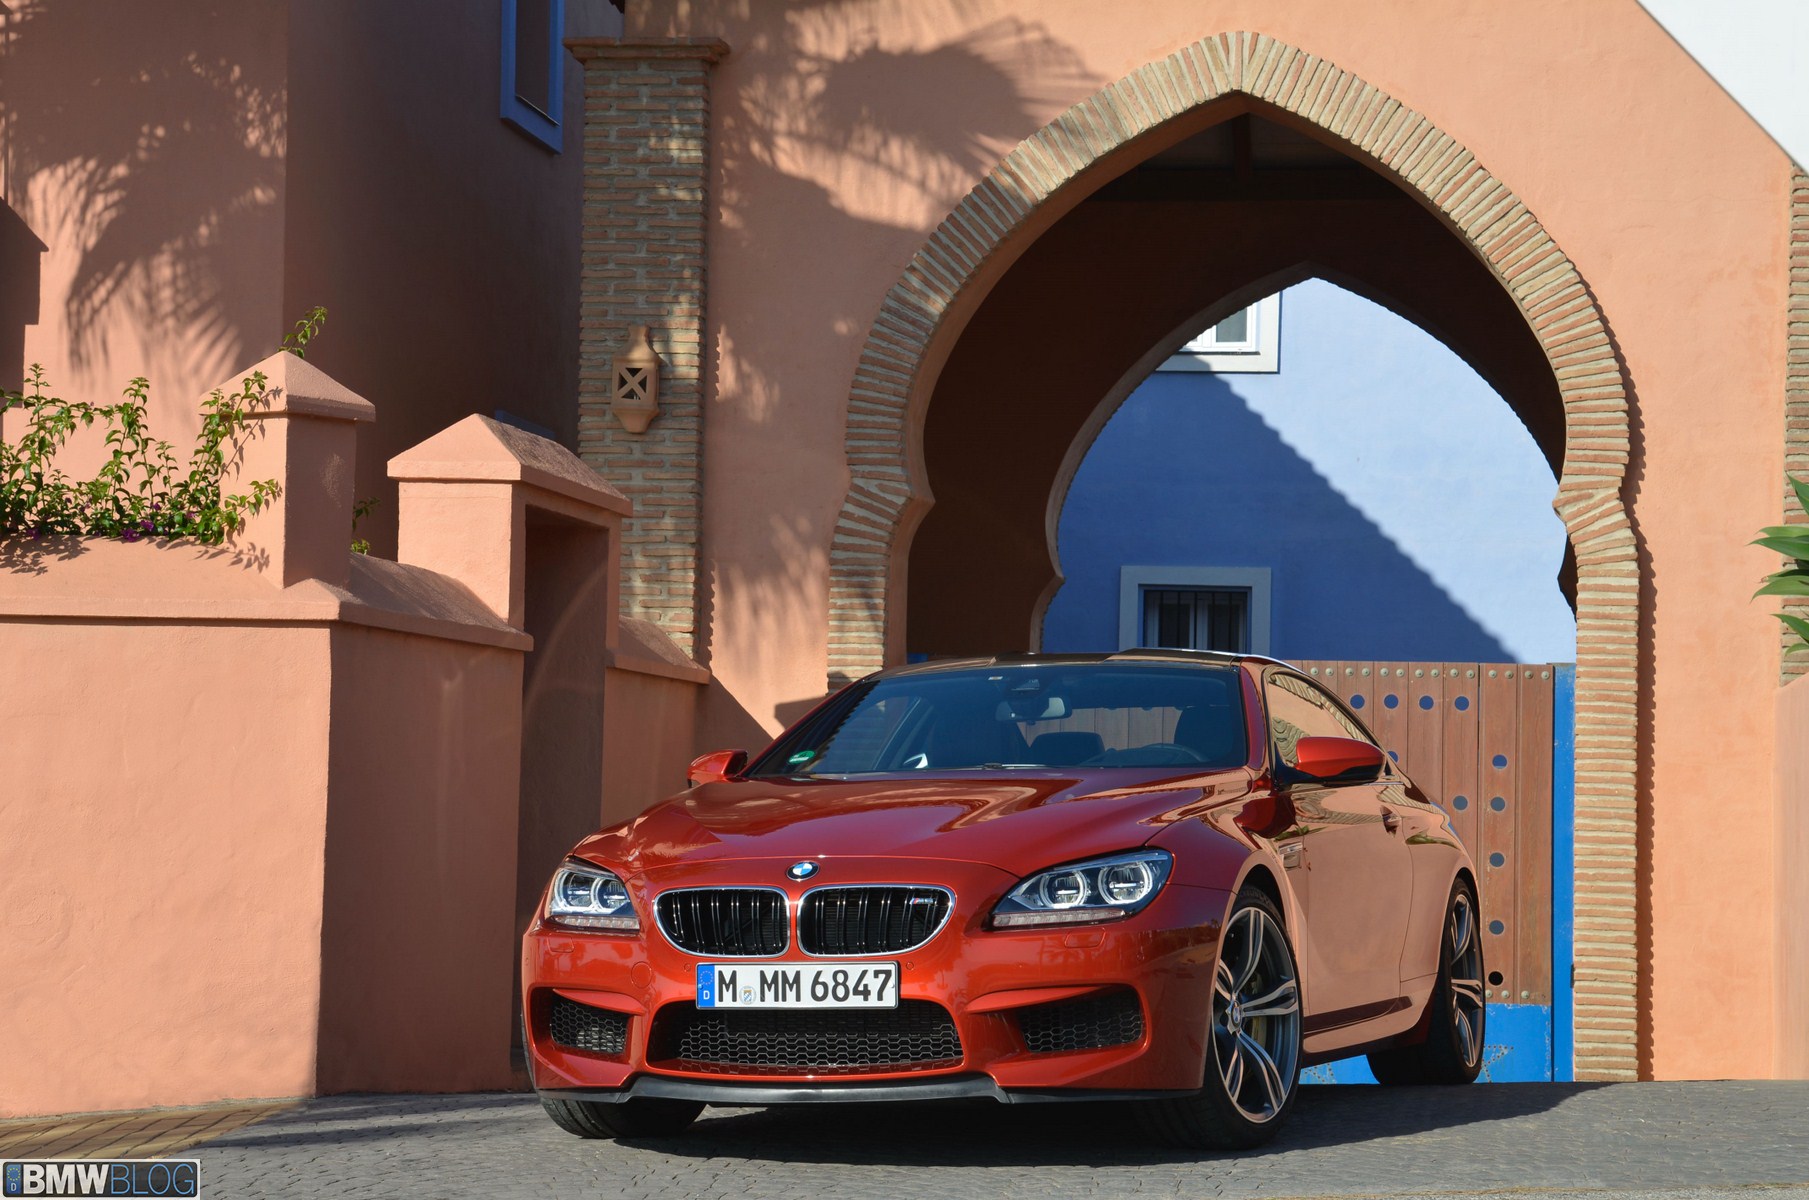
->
1287;736;1386;783
688;749;749;787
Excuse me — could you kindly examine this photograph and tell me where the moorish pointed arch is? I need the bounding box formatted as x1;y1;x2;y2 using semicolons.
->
827;32;1639;1080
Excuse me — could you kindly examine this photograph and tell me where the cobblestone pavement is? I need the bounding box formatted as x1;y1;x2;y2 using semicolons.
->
180;1082;1809;1199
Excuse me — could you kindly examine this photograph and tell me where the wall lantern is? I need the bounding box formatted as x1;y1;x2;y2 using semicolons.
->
611;324;661;433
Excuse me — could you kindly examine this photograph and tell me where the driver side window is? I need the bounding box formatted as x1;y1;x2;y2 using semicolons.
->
1265;673;1371;768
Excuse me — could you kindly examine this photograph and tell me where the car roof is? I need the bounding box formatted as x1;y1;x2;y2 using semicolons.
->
870;648;1292;680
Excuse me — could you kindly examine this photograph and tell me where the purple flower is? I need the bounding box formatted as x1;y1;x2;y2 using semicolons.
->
121;528;140;542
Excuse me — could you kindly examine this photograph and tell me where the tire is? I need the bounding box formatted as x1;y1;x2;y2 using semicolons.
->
1367;877;1486;1086
1138;887;1302;1151
539;1095;704;1139
527;1005;703;1139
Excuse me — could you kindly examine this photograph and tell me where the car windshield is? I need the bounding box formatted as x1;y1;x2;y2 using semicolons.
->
750;663;1247;776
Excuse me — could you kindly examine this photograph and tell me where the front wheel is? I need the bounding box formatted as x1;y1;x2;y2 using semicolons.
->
1367;877;1486;1085
539;1096;703;1140
1138;887;1302;1151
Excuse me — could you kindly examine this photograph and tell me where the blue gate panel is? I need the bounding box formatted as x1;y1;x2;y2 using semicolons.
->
1303;1003;1554;1084
1551;663;1576;1082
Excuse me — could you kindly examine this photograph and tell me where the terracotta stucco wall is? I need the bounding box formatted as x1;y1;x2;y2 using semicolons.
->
626;0;1791;1078
0;359;647;1114
1;0;289;451
317;624;525;1094
602;668;704;827
1;1;593;557
1777;673;1809;1078
283;1;592;557
0;615;332;1117
0;534;541;1116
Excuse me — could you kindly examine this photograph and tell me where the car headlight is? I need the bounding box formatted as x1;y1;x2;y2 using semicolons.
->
991;849;1173;929
545;858;639;931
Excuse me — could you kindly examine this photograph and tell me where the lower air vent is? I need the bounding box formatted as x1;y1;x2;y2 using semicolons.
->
1016;988;1144;1055
548;995;629;1057
647;1000;962;1075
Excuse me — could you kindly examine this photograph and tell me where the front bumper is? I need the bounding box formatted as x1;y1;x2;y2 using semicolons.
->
522;856;1229;1099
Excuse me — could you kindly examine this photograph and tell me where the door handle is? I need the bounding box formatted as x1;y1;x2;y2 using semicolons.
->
1382;808;1401;833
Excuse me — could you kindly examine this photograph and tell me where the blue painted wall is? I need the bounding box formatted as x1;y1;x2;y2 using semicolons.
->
1307;1003;1554;1084
1042;279;1576;664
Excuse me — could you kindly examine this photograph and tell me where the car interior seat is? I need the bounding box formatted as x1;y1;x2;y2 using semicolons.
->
921;706;1031;767
1172;705;1242;765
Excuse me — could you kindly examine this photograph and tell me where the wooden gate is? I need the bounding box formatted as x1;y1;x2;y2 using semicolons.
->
1292;660;1569;1082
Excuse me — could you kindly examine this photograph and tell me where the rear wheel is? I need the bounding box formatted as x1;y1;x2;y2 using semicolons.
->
1367;878;1485;1085
539;1096;703;1140
1138;887;1302;1151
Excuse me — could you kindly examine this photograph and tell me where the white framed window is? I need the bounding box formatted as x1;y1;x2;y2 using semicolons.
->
1118;566;1273;654
502;0;565;152
1157;293;1281;374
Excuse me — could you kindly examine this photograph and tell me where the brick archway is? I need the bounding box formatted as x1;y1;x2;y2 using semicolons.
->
828;32;1639;1079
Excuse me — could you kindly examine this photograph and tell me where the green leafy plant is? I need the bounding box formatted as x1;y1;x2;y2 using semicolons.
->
281;306;328;360
0;309;328;548
1753;473;1809;654
350;496;378;556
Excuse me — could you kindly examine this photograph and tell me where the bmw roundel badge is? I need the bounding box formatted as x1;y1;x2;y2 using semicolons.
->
787;861;820;881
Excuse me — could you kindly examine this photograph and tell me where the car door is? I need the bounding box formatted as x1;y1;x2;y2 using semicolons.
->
1264;671;1414;1025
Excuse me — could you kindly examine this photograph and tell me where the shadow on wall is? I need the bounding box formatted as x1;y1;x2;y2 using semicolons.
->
0;0;285;384
1040;370;1517;663
281;0;590;558
0;202;45;394
696;2;1098;738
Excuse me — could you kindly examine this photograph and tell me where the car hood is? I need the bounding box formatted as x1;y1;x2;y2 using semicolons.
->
572;767;1256;878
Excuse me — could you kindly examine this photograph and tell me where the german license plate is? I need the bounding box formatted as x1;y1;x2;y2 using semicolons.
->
696;961;899;1009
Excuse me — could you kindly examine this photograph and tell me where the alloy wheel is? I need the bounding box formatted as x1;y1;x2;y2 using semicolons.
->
1211;904;1300;1123
1448;891;1485;1069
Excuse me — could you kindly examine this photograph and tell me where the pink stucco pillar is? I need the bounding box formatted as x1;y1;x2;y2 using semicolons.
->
389;413;632;627
220;350;376;589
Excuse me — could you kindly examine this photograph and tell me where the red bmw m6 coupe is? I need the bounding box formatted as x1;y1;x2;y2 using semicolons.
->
521;652;1484;1149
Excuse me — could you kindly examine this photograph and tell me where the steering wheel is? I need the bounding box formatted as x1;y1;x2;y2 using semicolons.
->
1137;742;1207;763
1083;742;1208;767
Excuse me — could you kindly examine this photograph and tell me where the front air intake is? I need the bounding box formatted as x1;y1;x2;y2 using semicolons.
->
547;995;629;1057
1016;988;1145;1054
647;1000;962;1075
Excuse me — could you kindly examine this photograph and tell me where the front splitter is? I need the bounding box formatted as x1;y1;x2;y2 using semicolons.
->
537;1074;1191;1106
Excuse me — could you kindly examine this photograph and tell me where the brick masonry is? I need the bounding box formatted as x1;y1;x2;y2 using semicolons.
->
1785;170;1809;682
570;38;728;658
0;1101;290;1159
825;33;1641;1079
